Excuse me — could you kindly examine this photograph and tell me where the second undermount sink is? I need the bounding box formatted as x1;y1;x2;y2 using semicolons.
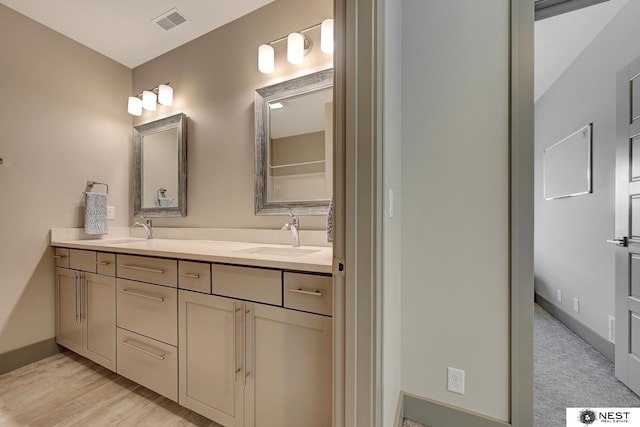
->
234;246;320;257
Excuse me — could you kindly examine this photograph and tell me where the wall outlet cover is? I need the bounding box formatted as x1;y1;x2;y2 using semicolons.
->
447;367;465;395
107;206;116;220
557;289;562;303
573;298;580;313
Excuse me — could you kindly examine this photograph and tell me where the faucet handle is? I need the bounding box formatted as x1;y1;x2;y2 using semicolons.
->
288;211;299;227
136;214;152;227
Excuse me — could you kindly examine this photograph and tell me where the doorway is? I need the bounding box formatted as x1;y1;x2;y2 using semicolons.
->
533;0;640;423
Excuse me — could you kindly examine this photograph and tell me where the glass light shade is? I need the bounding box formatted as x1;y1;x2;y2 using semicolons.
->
258;44;275;74
142;90;157;111
127;96;142;116
321;19;334;54
287;32;305;65
158;84;173;106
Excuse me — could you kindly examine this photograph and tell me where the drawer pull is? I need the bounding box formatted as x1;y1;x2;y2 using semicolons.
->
179;273;200;279
118;339;165;360
289;288;323;297
119;289;165;302
96;261;110;266
119;264;165;274
53;255;66;259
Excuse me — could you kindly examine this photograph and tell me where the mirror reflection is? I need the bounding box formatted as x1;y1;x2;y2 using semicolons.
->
255;69;333;215
268;87;333;202
134;113;187;217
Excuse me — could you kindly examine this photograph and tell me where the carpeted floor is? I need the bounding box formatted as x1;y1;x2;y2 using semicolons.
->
534;303;640;426
402;305;640;427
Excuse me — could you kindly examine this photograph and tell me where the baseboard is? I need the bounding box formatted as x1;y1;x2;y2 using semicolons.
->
401;392;509;427
535;293;614;363
0;338;65;375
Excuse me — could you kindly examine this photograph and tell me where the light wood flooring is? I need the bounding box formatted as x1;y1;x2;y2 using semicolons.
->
0;351;222;427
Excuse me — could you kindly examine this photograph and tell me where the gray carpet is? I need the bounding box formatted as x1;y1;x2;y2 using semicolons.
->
534;304;640;427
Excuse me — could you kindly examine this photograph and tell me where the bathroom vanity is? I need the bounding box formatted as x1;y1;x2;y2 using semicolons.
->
51;232;333;427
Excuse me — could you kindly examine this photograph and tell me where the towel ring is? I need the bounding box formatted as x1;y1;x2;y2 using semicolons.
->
85;180;109;195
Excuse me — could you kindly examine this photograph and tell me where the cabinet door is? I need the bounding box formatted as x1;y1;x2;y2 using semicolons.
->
246;304;332;427
179;291;244;427
55;268;82;353
83;273;116;371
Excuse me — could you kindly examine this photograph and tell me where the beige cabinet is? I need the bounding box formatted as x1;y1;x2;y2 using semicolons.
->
179;290;245;427
55;266;116;371
180;280;332;427
246;303;332;427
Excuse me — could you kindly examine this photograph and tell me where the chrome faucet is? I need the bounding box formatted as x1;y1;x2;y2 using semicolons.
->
133;215;153;239
281;212;300;248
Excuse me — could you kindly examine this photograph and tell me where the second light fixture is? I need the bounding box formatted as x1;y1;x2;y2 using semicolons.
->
258;18;334;75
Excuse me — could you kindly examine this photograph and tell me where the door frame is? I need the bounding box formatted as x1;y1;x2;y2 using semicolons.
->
334;0;534;425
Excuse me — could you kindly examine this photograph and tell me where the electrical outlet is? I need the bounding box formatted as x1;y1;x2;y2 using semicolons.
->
107;206;116;220
573;298;580;313
609;315;616;344
447;367;465;395
557;289;562;303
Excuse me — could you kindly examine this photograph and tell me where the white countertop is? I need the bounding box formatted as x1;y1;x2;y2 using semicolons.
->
51;236;333;274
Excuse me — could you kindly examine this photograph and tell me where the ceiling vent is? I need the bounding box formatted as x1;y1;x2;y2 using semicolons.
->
153;8;189;31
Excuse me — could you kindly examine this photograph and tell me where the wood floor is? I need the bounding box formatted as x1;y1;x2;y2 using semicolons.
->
0;351;223;427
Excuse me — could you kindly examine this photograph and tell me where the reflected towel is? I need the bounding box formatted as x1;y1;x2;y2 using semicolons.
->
158;197;174;207
84;192;108;235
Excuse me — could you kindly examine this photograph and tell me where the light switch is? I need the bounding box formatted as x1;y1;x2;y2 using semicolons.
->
388;188;394;219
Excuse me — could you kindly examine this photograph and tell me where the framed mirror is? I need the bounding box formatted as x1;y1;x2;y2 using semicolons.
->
255;69;333;215
134;113;187;217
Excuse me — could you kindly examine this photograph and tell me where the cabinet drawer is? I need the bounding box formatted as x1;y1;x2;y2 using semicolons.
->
117;279;177;345
117;254;177;287
283;273;333;316
212;264;281;306
117;328;177;402
96;252;115;276
69;249;96;273
179;261;211;294
54;248;70;268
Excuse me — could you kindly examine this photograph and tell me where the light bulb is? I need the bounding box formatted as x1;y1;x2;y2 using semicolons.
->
158;84;173;106
287;32;305;65
258;44;275;74
127;96;142;116
142;90;157;111
321;19;334;54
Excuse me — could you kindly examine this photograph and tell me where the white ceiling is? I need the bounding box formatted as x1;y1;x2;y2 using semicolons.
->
535;0;628;101
0;0;273;68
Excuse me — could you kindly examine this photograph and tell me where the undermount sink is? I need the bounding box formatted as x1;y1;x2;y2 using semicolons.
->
234;246;320;257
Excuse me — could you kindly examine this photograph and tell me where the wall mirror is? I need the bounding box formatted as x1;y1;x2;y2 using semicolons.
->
255;68;333;215
134;113;187;217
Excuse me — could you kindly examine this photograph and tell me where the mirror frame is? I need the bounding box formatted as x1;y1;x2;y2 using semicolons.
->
134;112;187;217
254;68;333;215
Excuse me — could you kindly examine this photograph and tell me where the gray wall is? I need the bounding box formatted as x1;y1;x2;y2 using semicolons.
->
0;5;132;354
535;0;640;340
400;0;511;420
131;0;332;230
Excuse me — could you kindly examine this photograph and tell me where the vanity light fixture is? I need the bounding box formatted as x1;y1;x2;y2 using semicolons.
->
127;83;173;116
257;18;333;74
269;102;284;109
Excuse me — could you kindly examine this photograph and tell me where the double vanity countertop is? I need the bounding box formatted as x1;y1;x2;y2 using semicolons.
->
51;230;333;274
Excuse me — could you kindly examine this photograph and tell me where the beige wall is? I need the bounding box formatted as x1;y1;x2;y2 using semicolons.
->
0;5;132;354
131;0;333;229
400;0;511;421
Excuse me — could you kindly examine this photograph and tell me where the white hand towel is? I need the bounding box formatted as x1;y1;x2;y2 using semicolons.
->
158;197;174;207
84;192;108;235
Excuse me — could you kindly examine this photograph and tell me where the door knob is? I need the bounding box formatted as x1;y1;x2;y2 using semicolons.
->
606;237;628;247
